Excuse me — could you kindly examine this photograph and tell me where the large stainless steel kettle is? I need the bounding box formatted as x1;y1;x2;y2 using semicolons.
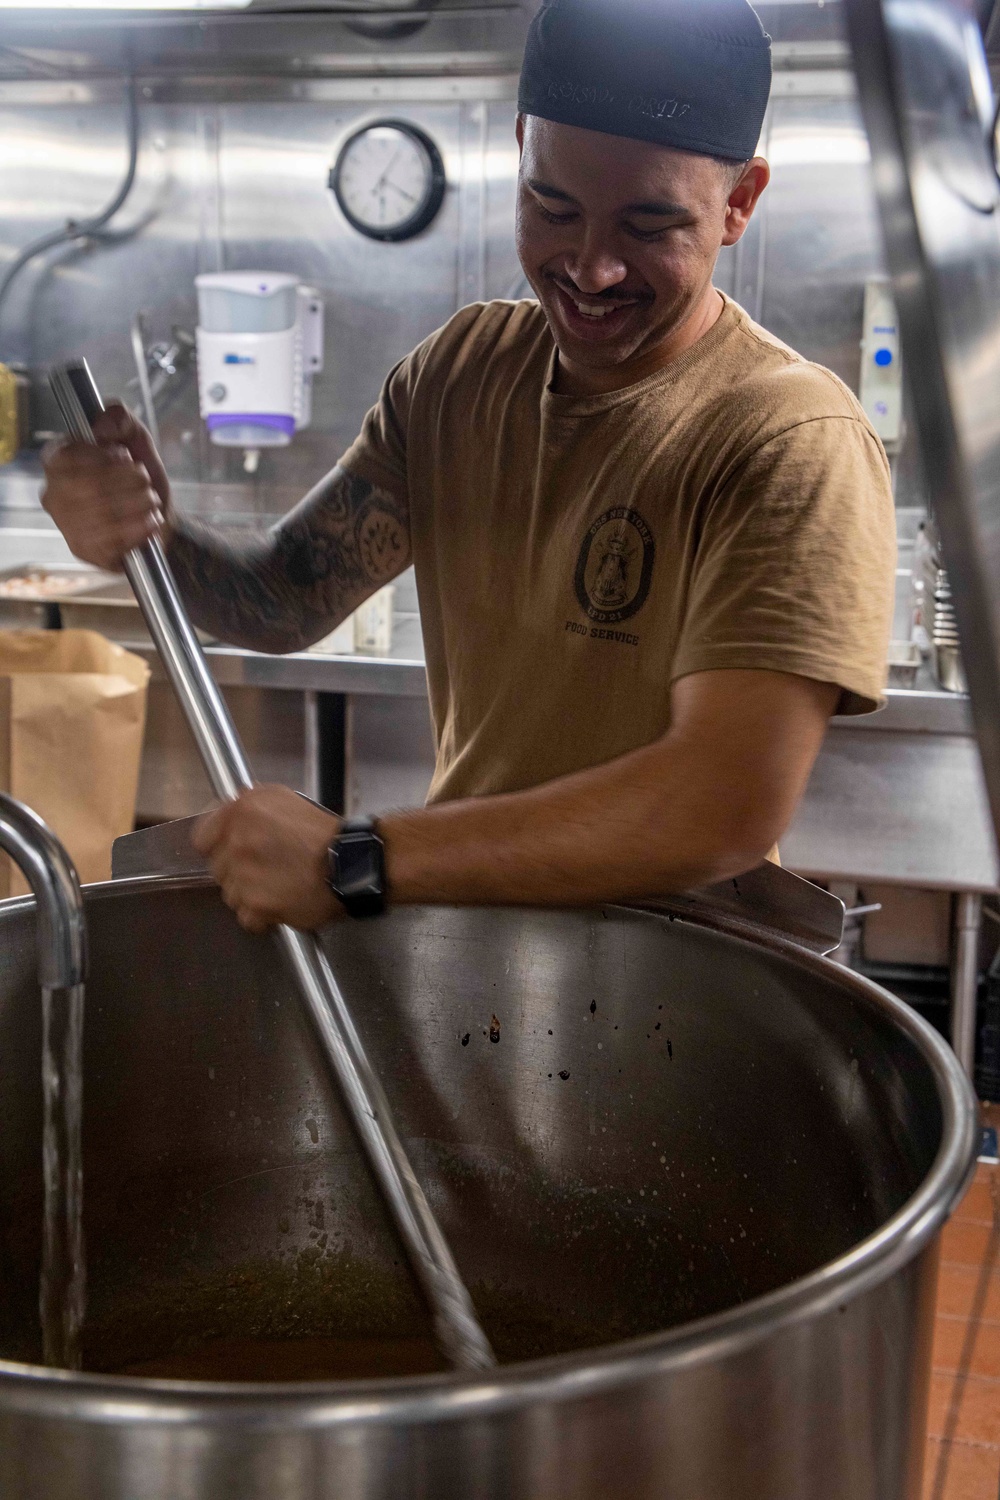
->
0;876;977;1500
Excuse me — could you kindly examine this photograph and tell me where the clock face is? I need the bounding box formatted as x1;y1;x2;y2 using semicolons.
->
331;122;446;242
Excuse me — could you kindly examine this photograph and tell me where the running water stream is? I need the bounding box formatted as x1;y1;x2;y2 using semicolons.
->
40;983;86;1370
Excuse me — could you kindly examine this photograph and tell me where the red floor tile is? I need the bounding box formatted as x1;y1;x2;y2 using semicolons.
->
936;1265;1000;1322
953;1180;997;1225
927;1371;1000;1445
933;1315;1000;1380
942;1221;997;1265
923;1437;1000;1500
925;1130;998;1500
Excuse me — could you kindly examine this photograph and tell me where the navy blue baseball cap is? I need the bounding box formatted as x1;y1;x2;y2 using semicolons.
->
518;0;772;161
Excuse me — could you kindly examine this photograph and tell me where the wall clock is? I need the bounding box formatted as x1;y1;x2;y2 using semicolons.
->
330;120;447;243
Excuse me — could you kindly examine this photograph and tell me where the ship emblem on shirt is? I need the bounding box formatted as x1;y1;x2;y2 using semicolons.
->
575;507;655;625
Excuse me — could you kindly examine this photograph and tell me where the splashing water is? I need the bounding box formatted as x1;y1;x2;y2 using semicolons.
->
40;983;86;1370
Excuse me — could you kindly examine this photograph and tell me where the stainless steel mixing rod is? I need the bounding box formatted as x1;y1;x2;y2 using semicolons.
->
49;360;496;1376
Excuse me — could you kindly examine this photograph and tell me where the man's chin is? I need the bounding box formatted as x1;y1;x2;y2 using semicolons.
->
538;313;637;372
549;322;650;373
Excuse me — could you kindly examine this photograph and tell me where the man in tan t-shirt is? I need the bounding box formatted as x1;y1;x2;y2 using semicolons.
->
42;0;895;933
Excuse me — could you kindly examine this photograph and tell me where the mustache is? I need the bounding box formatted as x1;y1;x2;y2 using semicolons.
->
547;274;654;306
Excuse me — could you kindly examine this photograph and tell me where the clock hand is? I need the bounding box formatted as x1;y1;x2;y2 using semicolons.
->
384;180;418;205
373;147;403;195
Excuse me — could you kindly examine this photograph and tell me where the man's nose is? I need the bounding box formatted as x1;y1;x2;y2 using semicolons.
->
563;231;628;295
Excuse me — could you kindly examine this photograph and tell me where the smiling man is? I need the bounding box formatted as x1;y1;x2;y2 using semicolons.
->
42;0;895;932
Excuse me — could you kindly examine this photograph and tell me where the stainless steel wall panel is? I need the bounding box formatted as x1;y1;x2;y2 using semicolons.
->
0;87;520;512
0;71;931;513
714;101;775;317
758;94;883;387
0;76;522;106
485;102;526;300
0;7;532;87
457;99;488;306
211;99;469;484
0;96;211;457
769;66;857;97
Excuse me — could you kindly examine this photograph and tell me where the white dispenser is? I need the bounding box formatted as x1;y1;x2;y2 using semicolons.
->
859;277;903;449
195;272;324;450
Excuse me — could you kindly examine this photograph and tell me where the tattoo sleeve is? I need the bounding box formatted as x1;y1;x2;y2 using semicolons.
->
164;466;412;653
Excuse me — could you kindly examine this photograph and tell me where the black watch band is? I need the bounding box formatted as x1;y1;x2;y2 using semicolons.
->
328;816;387;919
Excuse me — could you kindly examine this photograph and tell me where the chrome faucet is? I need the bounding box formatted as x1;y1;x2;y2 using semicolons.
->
0;792;87;1368
0;793;86;989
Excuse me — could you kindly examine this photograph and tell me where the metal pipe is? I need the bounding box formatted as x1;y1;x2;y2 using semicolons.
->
49;359;495;1375
129;313;161;452
303;690;322;805
0;792;86;991
951;891;982;1078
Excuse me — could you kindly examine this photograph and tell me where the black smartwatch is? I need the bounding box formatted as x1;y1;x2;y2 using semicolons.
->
328;816;387;919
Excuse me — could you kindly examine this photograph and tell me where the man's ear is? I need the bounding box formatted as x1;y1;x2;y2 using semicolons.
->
722;158;770;248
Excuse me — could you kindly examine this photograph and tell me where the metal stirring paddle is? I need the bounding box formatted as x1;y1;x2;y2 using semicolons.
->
49;359;496;1376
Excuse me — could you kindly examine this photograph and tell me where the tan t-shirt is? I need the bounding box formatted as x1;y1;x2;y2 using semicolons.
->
342;295;896;805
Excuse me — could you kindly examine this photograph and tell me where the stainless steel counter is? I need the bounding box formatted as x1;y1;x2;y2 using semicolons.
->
132;636;972;727
129;630;430;700
838;688;972;736
786;684;997;893
133;634;999;898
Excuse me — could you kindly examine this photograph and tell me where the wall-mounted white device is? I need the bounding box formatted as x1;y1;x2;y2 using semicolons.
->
859;277;903;449
195;272;324;450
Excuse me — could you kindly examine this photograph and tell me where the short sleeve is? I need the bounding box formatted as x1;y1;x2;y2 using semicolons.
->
671;416;897;715
340;345;427;501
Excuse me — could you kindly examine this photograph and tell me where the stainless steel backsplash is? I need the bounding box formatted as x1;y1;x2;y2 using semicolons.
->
0;6;927;523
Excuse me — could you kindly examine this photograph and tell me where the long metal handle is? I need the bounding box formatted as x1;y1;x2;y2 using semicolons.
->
49;360;495;1375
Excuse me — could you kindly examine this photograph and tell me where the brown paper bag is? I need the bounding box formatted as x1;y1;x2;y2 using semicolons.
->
0;630;150;895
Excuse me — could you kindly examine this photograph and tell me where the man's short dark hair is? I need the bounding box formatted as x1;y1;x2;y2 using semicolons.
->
719;157;751;189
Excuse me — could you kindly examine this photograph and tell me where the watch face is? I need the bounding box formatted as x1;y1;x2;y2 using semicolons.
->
331;122;446;243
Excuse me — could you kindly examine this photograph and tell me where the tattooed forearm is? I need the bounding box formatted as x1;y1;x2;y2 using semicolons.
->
165;467;411;653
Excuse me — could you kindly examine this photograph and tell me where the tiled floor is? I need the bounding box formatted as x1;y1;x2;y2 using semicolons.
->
924;1103;1000;1500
